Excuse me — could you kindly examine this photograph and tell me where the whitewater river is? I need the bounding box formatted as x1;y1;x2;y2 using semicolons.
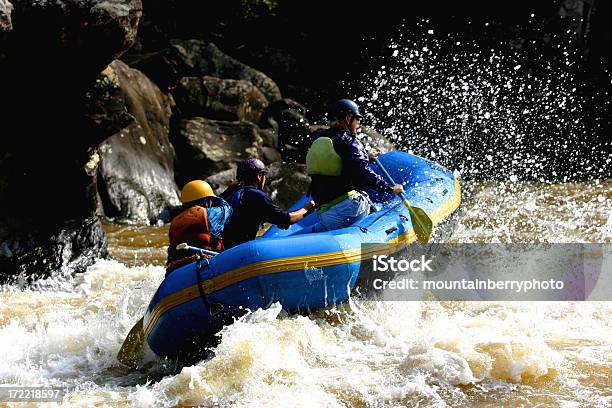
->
0;179;610;407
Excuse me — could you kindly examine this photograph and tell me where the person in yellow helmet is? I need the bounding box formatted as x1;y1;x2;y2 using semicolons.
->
166;180;232;272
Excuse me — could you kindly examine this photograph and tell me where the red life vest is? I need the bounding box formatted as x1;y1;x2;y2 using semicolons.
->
168;205;223;262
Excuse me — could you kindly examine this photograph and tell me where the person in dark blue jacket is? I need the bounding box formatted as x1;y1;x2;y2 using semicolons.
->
304;99;404;232
221;158;315;249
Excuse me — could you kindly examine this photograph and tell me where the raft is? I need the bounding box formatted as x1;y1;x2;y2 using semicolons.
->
143;151;461;360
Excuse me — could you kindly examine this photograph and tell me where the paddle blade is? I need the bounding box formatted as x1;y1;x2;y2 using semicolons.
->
404;200;433;244
117;317;145;368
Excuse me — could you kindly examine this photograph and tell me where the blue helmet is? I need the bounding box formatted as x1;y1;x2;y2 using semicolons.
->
330;99;362;119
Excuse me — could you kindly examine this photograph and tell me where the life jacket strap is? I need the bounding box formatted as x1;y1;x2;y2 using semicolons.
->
317;190;356;215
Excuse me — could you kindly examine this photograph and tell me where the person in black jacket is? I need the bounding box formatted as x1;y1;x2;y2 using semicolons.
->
221;158;315;249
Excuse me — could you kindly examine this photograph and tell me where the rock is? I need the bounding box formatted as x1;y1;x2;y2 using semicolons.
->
262;146;282;164
172;118;263;185
261;99;311;162
260;98;306;126
0;0;143;281
171;40;281;102
259;128;278;148
5;0;141;74
206;167;237;198
132;39;282;102
0;0;12;32
265;162;311;210
174;76;268;124
123;43;191;92
84;64;136;139
126;39;281;102
96;60;179;225
0;216;108;284
172;76;209;117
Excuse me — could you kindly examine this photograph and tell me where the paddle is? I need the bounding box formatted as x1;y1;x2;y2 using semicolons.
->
373;157;433;244
116;244;219;368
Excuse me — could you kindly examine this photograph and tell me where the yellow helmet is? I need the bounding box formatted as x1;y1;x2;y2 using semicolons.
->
180;180;215;203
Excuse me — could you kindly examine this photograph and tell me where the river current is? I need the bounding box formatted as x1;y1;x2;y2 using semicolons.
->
0;180;610;407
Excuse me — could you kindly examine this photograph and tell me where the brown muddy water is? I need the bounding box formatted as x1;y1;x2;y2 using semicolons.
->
0;180;610;407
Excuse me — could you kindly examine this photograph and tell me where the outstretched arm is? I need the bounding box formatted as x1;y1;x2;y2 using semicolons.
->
288;200;315;223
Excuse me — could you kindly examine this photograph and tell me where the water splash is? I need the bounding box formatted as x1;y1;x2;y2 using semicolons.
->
356;23;611;181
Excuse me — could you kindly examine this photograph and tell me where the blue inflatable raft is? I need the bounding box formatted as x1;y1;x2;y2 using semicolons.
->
143;152;461;360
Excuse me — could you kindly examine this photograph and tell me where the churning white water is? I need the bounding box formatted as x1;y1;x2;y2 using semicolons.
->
0;180;610;407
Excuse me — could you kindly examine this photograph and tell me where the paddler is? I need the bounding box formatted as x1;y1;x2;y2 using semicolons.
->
166;180;232;272
221;158;315;249
303;99;404;232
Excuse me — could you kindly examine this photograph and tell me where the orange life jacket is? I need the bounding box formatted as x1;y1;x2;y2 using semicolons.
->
168;205;223;262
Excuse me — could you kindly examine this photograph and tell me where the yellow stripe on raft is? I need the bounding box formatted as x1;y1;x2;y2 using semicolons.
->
144;177;461;338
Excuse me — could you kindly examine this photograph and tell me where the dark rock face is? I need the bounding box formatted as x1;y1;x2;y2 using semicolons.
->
130;39;282;102
262;146;282;164
174;76;268;124
122;43;191;92
96;60;179;225
259;128;278;148
172;118;263;185
0;0;142;282
261;99;310;162
266;162;311;210
0;216;108;284
5;0;141;74
171;40;281;102
172;76;209;117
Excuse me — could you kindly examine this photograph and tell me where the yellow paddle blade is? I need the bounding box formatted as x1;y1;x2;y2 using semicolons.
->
117;317;145;368
403;199;433;245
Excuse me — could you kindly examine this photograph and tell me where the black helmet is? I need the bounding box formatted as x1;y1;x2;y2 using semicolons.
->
237;158;267;182
330;99;363;120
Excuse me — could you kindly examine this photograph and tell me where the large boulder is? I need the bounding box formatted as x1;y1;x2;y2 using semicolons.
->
172;118;263;185
4;0;141;75
173;76;268;124
96;60;179;225
172;40;281;102
0;216;108;284
206;167;237;198
129;39;282;102
0;0;142;282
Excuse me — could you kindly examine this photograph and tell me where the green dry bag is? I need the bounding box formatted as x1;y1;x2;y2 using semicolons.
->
306;137;343;176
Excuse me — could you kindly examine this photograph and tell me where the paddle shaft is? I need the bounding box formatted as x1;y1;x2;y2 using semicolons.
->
177;243;219;257
374;156;434;244
373;157;411;207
